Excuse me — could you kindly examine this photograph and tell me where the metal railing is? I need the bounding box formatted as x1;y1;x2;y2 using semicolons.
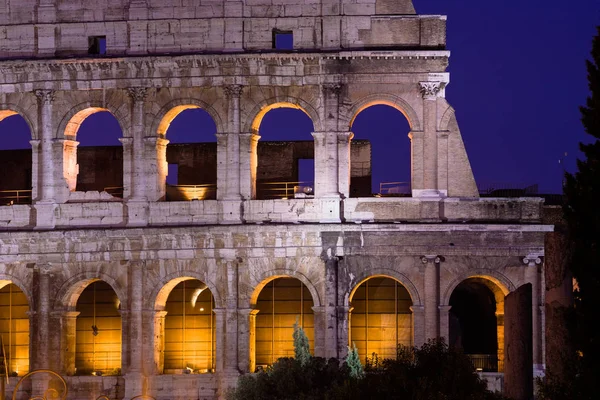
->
0;189;32;205
258;181;314;200
378;181;411;196
467;354;503;373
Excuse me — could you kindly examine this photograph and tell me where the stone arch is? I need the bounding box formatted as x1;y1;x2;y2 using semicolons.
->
346;93;422;132
54;271;126;310
0;273;33;311
151;98;224;138
439;104;456;132
345;268;421;307
244;96;322;134
248;269;322;309
0;105;37;139
441;269;514;307
57;101;130;140
148;270;223;311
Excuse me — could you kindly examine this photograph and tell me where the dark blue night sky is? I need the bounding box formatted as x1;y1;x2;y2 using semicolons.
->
1;0;598;194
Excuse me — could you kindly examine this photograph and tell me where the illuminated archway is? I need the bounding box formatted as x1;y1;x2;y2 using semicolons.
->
0;281;30;376
163;279;216;374
253;277;315;368
251;103;315;200
62;108;124;194
0;111;33;204
159;105;218;201
449;277;507;372
351;104;411;197
349;276;413;362
75;281;122;376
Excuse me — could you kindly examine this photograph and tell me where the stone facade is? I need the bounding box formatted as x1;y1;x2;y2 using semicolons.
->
0;1;549;399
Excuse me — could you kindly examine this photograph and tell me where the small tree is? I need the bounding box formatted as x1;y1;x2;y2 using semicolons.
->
293;318;311;366
345;342;364;379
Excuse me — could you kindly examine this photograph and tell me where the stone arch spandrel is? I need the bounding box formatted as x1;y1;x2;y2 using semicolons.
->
0;99;38;139
345;93;422;132
0;268;33;308
147;270;223;311
242;94;322;134
441;269;515;307
438;101;455;132
344;267;422;307
150;97;225;137
445;110;479;197
241;264;323;309
53;270;126;310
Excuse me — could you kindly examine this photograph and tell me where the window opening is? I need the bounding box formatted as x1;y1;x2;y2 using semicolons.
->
296;159;314;198
273;30;293;50
167;164;179;186
88;36;107;55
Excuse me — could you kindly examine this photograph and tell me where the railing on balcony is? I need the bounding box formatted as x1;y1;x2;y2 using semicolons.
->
166;184;217;201
378;181;411;197
258;181;314;200
0;189;32;205
467;354;503;373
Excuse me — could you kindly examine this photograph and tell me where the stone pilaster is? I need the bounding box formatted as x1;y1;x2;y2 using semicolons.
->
408;130;424;192
416;81;446;198
337;132;353;198
29;139;40;201
410;305;425;347
54;310;80;375
119;137;133;199
523;254;543;371
220;85;243;201
237;308;259;373
421;255;442;340
239;133;260;200
438;305;452;344
143;136;169;202
150;311;168;374
127;87;149;201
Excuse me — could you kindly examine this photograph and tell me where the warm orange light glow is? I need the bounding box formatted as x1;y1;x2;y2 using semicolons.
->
250;102;310;134
157;105;201;136
0;110;18;123
349;100;412;129
0;282;30;376
64;107;107;137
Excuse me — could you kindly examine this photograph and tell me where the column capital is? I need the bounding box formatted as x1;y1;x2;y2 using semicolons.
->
438;305;452;313
522;255;543;267
27;262;55;274
34;89;55;105
50;310;80;319
322;82;343;96
224;84;243;99
410;305;425;314
238;308;259;317
143;136;169;147
418;81;445;100
127;87;149;102
240;132;261;142
420;255;444;264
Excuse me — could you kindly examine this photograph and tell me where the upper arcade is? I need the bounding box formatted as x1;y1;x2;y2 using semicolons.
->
0;0;445;59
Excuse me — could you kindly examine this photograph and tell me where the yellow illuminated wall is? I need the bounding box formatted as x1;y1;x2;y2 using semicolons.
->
0;283;29;376
255;278;314;367
164;280;215;373
75;281;122;375
350;277;413;362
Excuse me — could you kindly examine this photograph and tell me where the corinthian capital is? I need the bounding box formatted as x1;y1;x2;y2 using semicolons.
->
34;89;55;105
127;87;149;102
322;83;343;96
418;81;445;100
224;84;243;99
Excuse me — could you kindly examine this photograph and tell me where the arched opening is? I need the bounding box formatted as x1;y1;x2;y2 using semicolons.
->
0;111;33;205
75;281;122;376
163;279;216;374
350;104;411;197
449;277;505;372
160;106;218;201
349;276;413;362
64;109;123;196
254;277;314;369
253;105;315;200
0;281;29;376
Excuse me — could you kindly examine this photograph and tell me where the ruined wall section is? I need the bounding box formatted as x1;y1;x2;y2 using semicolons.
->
0;0;442;59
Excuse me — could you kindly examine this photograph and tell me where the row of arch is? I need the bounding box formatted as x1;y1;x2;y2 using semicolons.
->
0;95;416;200
0;273;509;376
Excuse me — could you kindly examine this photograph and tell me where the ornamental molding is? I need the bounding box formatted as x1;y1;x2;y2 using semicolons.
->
224;84;243;99
34;89;55;104
418;81;446;100
127;87;149;102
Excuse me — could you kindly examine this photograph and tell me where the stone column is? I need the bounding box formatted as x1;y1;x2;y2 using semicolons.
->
127;87;149;201
337;132;353;198
214;308;227;373
151;311;168;374
239;133;260;200
34;90;56;201
438;305;452;344
29;139;41;202
125;261;146;398
143;136;169;201
119;137;133;199
318;256;341;359
437;132;449;196
410;305;425;348
223;260;239;371
36;265;52;369
221;85;243;201
56;311;80;375
523;255;543;371
408;131;424;192
421;255;442;340
237;308;258;373
337;306;351;359
416;82;445;198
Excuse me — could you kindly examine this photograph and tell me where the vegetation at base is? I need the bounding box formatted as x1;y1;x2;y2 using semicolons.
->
538;25;600;400
228;338;506;400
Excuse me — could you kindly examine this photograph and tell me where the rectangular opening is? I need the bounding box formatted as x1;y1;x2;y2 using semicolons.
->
167;163;179;185
88;36;107;55
272;29;293;50
296;159;314;197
